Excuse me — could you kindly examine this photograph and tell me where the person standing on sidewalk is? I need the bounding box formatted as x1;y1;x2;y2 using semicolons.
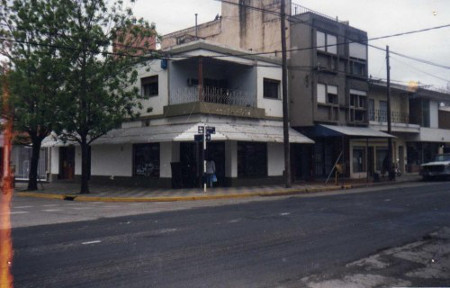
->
205;158;216;188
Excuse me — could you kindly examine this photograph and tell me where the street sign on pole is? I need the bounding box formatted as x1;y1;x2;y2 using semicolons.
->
198;126;204;134
206;126;215;134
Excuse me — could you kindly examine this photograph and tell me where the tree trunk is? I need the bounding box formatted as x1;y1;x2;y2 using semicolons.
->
27;138;42;191
80;137;90;194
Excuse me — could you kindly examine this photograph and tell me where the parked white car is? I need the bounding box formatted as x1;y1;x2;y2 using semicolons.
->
421;154;450;180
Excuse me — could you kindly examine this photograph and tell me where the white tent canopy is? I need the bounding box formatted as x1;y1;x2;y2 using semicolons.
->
42;122;314;146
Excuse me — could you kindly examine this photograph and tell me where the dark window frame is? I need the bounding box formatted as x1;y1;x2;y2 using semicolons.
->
141;75;159;97
133;143;160;178
263;78;281;100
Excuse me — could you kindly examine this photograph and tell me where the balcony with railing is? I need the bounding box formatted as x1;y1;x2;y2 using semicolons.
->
165;84;264;118
164;56;266;118
171;86;255;107
369;109;409;123
369;109;420;133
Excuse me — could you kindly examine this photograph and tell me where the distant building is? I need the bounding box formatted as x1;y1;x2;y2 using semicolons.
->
368;80;450;174
113;25;158;56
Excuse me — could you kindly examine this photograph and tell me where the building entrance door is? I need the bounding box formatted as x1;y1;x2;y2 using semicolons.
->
179;142;225;188
59;147;75;180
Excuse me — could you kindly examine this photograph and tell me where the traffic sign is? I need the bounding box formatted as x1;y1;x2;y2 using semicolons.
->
206;126;215;134
198;126;204;134
194;134;212;142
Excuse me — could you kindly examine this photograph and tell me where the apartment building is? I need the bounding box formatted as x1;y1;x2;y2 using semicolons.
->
44;41;313;187
368;80;450;175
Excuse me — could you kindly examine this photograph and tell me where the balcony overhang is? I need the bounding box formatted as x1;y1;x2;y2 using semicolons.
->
369;121;420;134
164;102;266;119
406;127;450;143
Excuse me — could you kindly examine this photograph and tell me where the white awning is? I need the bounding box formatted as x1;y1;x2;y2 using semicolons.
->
407;127;450;143
318;124;395;138
42;122;314;146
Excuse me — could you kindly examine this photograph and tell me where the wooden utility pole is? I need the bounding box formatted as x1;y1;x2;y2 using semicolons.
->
386;45;395;180
281;0;291;187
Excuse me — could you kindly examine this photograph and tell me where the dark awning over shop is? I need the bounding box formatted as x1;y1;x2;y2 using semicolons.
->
306;124;395;138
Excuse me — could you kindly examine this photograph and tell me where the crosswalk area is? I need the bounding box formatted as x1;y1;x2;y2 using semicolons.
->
4;193;259;228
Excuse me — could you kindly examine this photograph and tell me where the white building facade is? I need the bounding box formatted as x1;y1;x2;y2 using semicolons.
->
44;41;313;188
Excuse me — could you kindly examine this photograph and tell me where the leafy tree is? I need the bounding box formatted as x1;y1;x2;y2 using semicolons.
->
0;0;70;190
54;0;156;194
2;0;156;193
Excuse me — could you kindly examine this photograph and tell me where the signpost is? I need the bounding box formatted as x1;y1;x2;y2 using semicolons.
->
195;124;215;192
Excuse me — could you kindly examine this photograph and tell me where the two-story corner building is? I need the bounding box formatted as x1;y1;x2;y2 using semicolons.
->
288;12;393;180
44;41;314;188
162;1;394;180
367;80;450;175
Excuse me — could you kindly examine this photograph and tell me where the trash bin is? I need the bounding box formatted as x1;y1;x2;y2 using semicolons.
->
373;172;380;182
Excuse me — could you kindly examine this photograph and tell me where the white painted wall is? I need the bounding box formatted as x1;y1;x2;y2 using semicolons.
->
90;144;133;177
257;65;283;118
430;100;439;128
135;60;169;117
160;142;180;178
50;147;59;175
225;141;237;177
267;143;284;176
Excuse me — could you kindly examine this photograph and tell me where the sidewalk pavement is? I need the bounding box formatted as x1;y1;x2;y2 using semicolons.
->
15;173;422;202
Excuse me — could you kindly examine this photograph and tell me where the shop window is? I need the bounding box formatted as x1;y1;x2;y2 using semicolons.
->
352;147;366;173
141;75;158;97
263;78;280;99
376;148;388;172
133;143;160;178
238;142;267;178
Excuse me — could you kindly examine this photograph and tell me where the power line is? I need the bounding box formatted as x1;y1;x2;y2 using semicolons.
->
369;24;450;41
215;0;450;70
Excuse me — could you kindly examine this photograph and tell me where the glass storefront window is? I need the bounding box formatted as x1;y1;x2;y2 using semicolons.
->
376;148;388;172
133;143;160;178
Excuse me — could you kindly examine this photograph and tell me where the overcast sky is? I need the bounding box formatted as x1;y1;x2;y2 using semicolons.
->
128;0;450;90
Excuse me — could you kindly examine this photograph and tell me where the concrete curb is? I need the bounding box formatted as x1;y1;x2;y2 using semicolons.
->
15;178;421;203
16;185;347;203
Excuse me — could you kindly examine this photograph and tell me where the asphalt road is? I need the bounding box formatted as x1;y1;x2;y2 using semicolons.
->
9;182;450;287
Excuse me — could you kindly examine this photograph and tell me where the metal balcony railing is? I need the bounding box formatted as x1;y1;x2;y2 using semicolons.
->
369;109;409;123
291;2;336;21
171;86;255;108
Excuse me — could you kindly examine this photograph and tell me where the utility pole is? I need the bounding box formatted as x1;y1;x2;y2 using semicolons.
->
386;45;395;180
195;13;198;39
281;0;291;188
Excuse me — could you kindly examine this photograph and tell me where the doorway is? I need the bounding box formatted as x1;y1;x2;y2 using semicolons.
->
59;146;75;180
179;142;225;188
